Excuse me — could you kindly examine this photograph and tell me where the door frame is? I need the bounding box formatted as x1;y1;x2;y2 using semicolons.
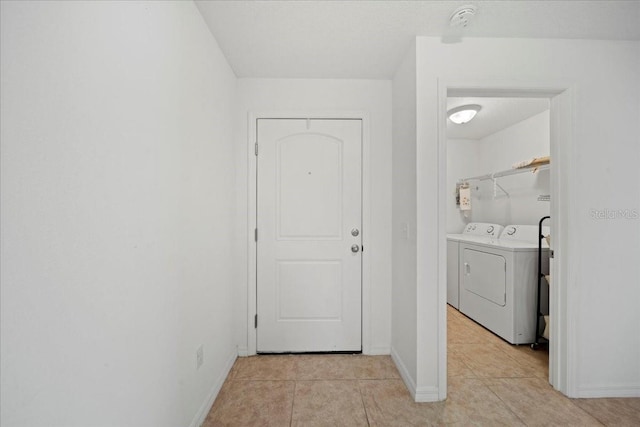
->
246;111;371;356
436;80;578;398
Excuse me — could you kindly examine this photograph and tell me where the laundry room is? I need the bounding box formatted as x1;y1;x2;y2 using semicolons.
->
446;97;551;232
446;96;553;375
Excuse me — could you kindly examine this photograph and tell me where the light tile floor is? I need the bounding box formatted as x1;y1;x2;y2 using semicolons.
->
204;306;640;426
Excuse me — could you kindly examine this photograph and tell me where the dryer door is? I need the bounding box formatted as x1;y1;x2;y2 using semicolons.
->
462;248;506;306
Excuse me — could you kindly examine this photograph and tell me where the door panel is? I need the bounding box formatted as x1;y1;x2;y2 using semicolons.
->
277;134;342;239
276;260;342;320
257;119;362;352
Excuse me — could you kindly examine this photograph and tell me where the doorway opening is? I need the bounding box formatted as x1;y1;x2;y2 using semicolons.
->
445;95;552;380
438;84;576;398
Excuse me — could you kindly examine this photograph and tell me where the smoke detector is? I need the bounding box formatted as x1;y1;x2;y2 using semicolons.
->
449;4;477;27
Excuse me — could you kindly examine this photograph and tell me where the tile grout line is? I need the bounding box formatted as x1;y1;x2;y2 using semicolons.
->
454;311;602;427
353;360;371;426
289;380;297;427
449;311;537;426
452;338;527;426
482;381;531;426
289;358;300;427
564;399;607;426
483;379;606;427
357;379;371;427
450;313;548;379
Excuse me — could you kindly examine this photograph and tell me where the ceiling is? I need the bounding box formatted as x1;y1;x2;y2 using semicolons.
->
447;97;550;140
195;0;640;79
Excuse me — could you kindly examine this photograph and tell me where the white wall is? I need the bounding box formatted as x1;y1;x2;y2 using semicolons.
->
234;79;392;355
416;37;640;398
446;139;481;233
0;2;237;426
390;42;419;395
454;110;551;228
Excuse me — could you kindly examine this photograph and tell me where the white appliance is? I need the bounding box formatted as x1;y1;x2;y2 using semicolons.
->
447;223;504;309
458;224;550;344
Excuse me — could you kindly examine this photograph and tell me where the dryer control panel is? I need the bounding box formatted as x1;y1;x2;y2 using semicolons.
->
500;225;550;244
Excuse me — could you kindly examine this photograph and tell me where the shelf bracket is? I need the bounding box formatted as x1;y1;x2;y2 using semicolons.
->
491;174;510;198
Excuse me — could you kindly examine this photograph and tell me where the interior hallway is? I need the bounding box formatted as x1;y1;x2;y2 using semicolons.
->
204;307;640;426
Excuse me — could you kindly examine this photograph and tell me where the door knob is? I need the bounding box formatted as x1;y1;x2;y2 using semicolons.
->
351;228;360;237
351;244;360;253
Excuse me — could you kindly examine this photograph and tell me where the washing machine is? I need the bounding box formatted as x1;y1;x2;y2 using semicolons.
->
447;223;504;309
458;224;550;344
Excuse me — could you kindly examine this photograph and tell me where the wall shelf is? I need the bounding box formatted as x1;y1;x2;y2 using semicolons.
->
459;163;550;183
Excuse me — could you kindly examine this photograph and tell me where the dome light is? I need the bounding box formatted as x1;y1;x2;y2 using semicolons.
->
448;104;481;124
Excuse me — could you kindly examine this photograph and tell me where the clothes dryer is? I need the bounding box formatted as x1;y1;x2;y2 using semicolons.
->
458;225;550;344
447;223;504;309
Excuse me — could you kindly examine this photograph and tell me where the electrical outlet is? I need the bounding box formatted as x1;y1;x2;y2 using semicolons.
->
196;345;203;369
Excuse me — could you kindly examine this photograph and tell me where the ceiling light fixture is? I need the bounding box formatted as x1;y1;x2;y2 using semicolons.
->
448;104;481;124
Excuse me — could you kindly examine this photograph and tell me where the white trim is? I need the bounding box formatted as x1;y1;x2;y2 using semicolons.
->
367;346;391;356
437;81;448;402
414;386;440;403
577;385;640;399
247;112;258;356
237;346;249;357
391;346;441;402
247;110;372;355
435;80;577;398
188;349;237;427
548;87;579;397
391;346;417;398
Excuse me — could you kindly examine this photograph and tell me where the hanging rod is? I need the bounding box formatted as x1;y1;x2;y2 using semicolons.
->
459;163;550;183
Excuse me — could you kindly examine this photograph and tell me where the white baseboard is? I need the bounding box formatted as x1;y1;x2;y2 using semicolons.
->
414;386;440;402
189;348;238;427
366;346;391;355
390;346;441;403
390;347;417;398
237;346;249;357
577;384;640;398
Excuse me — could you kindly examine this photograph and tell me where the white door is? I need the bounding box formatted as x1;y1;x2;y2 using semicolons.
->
256;119;362;353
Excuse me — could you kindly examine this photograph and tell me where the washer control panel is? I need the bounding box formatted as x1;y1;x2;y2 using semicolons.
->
463;223;504;237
